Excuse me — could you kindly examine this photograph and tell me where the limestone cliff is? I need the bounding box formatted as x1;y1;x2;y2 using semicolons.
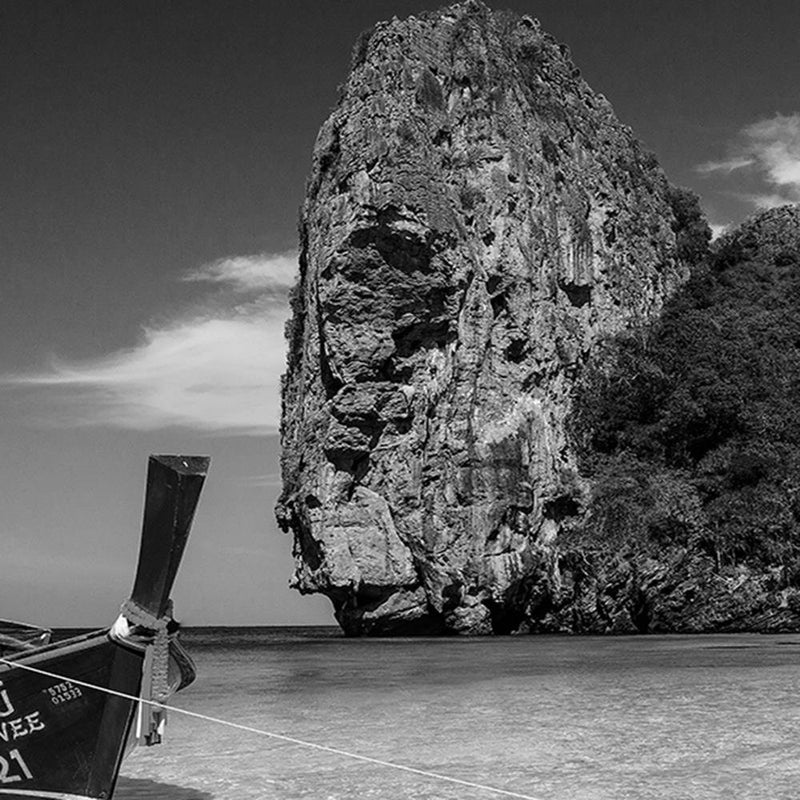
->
277;1;689;634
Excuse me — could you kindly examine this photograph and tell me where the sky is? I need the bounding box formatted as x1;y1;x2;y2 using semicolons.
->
1;0;799;627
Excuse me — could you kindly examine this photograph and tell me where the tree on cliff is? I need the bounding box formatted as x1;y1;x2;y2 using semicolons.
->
572;205;800;584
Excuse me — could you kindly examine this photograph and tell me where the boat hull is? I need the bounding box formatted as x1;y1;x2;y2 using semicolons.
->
0;630;192;800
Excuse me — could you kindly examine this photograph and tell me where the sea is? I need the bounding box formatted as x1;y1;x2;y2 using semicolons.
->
113;627;800;800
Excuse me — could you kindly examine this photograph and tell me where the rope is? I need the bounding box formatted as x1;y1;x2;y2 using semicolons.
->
0;655;544;800
114;599;172;745
118;600;167;631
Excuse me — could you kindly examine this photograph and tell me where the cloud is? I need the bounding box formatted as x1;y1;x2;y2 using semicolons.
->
742;191;799;211
238;473;283;488
184;252;298;295
2;252;298;435
695;156;756;174
697;113;800;208
743;115;800;189
708;222;730;241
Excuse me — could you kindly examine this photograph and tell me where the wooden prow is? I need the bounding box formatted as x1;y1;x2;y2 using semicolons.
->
129;455;210;619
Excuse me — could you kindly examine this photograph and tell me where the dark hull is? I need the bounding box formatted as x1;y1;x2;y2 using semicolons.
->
0;631;195;800
0;633;139;798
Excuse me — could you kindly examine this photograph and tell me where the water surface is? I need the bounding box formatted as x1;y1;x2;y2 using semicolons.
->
118;628;800;799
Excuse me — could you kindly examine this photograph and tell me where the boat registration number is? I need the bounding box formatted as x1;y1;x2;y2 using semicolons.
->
45;682;83;705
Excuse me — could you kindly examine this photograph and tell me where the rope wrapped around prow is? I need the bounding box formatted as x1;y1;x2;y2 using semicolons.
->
110;598;173;746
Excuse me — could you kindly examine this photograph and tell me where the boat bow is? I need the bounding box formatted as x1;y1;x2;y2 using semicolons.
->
0;454;209;800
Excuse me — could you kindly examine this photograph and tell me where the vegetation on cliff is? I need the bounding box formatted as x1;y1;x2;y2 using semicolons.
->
564;204;800;632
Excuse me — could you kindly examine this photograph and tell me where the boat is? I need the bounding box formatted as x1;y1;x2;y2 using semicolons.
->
0;454;210;800
0;621;51;656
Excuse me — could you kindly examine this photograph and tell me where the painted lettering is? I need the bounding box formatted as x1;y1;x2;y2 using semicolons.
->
9;750;32;780
0;754;18;784
0;712;47;742
45;682;83;705
0;749;33;783
0;682;15;719
25;713;44;733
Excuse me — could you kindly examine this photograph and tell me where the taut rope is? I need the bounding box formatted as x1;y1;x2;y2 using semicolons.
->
0;655;544;800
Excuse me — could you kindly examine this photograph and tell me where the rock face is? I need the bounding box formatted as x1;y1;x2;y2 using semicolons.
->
277;1;689;634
